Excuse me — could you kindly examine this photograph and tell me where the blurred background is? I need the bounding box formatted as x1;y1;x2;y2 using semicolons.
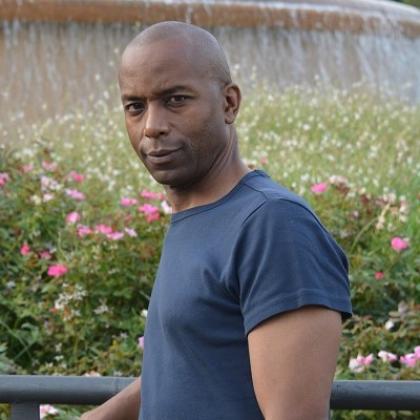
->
1;0;419;141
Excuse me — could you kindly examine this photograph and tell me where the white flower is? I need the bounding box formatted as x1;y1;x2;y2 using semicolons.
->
31;195;42;205
348;354;374;373
42;193;54;202
40;175;61;192
94;303;109;315
349;358;364;373
385;320;395;330
124;227;138;237
161;200;172;215
40;404;58;418
378;351;397;362
84;371;101;377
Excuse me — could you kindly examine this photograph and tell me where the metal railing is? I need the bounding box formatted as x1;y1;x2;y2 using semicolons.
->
1;376;420;419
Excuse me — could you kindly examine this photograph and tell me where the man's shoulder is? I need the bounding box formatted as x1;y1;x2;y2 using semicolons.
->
170;170;314;231
237;170;313;219
238;171;338;247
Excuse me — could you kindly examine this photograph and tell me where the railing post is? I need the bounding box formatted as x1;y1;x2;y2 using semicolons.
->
10;402;40;420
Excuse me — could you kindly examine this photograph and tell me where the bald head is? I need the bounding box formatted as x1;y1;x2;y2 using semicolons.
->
118;21;244;193
121;21;232;86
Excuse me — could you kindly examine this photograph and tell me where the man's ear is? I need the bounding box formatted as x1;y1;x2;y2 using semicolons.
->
223;83;241;124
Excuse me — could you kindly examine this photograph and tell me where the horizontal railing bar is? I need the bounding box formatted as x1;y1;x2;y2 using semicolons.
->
331;380;420;410
0;375;135;405
0;376;419;410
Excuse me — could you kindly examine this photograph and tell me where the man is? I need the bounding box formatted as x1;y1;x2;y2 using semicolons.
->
82;21;351;420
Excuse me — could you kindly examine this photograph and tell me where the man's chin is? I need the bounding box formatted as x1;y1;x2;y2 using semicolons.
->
148;169;183;188
149;170;197;191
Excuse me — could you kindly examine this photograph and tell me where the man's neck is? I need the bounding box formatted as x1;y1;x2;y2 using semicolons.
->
165;139;250;213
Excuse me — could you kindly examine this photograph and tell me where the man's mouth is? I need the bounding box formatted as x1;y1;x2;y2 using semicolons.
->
147;148;180;165
148;149;179;157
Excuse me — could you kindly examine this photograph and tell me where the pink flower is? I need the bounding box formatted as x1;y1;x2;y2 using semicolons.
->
140;190;164;200
40;404;58;418
364;354;374;364
124;227;138;237
146;212;160;223
40;176;58;191
374;271;384;280
47;264;68;277
106;231;124;241
400;353;417;368
138;204;159;214
348;353;374;372
120;197;138;207
77;224;93;237
94;224;113;235
66;211;81;224
39;250;52;260
42;193;54;202
0;172;10;187
65;188;85;201
378;350;397;362
310;182;328;194
260;156;268;165
41;161;57;172
138;336;145;349
21;164;33;173
414;346;420;359
68;171;85;183
391;237;409;252
20;243;31;256
138;204;160;223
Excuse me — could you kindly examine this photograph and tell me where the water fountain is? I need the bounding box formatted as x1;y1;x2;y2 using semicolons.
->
1;0;419;140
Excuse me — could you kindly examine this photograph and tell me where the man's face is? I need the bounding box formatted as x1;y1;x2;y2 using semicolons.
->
119;38;229;188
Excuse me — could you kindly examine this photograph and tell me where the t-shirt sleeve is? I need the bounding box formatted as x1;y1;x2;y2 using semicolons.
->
232;198;352;335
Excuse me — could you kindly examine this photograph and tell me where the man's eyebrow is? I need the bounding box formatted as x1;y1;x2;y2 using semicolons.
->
121;86;193;102
121;94;144;102
159;85;193;96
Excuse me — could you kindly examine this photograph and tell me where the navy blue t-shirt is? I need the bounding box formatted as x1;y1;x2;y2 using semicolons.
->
139;170;352;420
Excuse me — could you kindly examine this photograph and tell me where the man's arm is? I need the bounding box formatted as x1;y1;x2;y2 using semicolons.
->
80;376;141;420
248;306;341;420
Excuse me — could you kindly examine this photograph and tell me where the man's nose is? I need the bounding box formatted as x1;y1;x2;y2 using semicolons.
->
143;103;169;139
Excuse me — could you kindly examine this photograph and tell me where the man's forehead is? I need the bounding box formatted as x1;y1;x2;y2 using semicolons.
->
122;35;196;67
120;39;210;86
119;52;207;100
119;24;232;91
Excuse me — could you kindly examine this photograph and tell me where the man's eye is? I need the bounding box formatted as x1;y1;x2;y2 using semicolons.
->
167;95;188;105
125;103;145;114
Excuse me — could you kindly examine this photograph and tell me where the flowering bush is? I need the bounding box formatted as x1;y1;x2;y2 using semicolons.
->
0;87;418;419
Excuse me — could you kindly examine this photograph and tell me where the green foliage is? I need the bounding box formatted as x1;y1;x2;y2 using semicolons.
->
0;149;163;378
392;0;420;9
0;87;419;419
